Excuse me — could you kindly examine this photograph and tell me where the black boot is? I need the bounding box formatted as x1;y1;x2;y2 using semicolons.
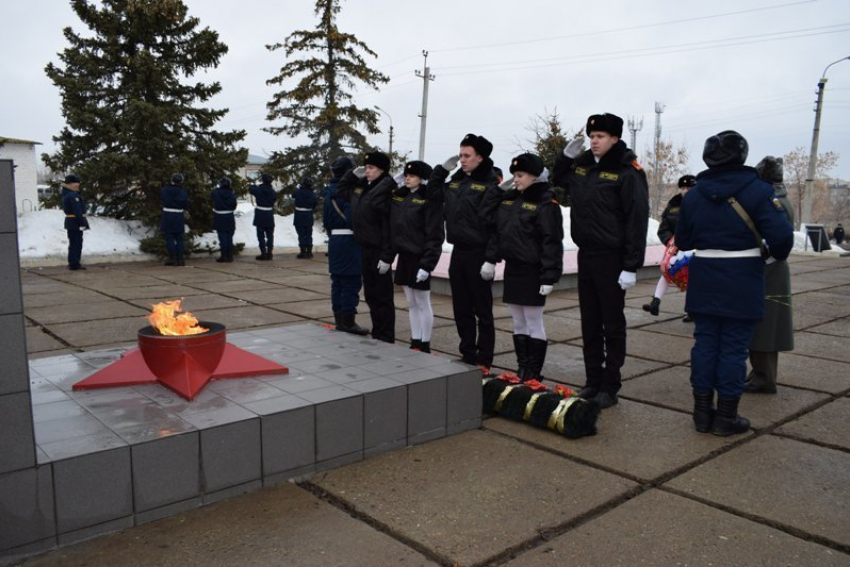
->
524;338;548;382
176;253;185;266
333;311;341;329
337;312;370;336
692;390;715;433
164;253;176;266
419;341;431;354
306;246;313;258
266;249;273;261
256;249;267;261
712;396;750;437
297;247;308;259
410;338;422;350
216;253;227;263
642;297;661;316
512;334;530;379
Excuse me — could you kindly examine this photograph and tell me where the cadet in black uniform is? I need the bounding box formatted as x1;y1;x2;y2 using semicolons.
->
489;153;564;381
211;176;237;263
390;160;444;353
61;174;89;270
160;173;189;266
249;173;277;261
293;176;317;258
338;152;396;343
643;174;696;317
428;133;501;369
553;113;649;408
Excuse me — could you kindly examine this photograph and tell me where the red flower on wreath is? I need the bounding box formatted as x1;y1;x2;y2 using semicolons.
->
497;373;522;384
523;379;548;391
554;385;575;398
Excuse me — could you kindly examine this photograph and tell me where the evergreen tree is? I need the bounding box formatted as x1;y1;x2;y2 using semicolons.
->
524;108;580;205
44;0;247;237
264;0;389;188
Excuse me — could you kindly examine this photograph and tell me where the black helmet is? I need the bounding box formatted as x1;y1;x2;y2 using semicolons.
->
170;173;185;185
219;176;232;188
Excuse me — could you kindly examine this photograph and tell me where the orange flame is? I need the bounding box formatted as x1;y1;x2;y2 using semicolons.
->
147;299;209;336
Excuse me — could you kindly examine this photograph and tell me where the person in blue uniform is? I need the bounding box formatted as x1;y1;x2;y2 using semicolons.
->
489;153;564;382
293;176;318;259
390;160;443;353
323;156;369;335
553;113;649;409
61;174;90;270
160;173;188;266
338;151;396;343
675;130;794;436
249;173;277;261
211;176;237;263
427;133;501;369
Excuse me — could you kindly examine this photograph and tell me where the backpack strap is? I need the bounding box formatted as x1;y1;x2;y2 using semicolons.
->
727;196;767;257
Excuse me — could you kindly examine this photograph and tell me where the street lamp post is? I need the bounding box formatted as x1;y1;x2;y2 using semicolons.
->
375;105;394;160
800;55;850;229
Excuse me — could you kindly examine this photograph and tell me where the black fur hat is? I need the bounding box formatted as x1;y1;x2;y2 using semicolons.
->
300;176;314;189
509;153;545;176
219;176;232;188
677;174;697;188
586;113;624;138
331;156;355;178
364;151;390;171
755;156;783;183
170;173;184;185
460;133;493;158
403;160;432;179
64;173;81;184
260;173;274;184
703;130;749;167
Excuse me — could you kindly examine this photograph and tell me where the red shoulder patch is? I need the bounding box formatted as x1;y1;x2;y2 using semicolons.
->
631;160;643;171
551;198;559;205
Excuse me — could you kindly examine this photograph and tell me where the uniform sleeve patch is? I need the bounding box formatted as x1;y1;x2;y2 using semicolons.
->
771;197;785;211
575;167;587;176
521;203;538;211
599;172;619;181
631;160;643;171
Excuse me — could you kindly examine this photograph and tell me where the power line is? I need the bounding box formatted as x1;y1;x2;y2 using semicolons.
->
430;0;818;54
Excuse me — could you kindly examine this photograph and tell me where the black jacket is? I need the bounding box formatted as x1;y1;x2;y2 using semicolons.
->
390;185;445;273
553;141;649;271
427;158;500;262
338;170;394;261
657;192;683;246
488;182;564;285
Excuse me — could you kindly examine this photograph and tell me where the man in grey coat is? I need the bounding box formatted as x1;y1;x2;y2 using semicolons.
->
746;156;794;394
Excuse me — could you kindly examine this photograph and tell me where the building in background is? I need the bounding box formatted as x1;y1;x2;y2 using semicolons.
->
0;137;40;214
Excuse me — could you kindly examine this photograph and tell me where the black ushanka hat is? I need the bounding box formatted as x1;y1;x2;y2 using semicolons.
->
509;153;545;176
403;160;432;179
364;151;390;171
460;133;493;158
586;113;624;138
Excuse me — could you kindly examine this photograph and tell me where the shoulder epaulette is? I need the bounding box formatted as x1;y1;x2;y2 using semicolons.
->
631;160;643;171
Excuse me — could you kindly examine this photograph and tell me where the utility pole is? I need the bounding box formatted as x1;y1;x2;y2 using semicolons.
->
375;105;394;160
415;50;435;161
653;102;665;195
801;55;850;229
627;116;644;153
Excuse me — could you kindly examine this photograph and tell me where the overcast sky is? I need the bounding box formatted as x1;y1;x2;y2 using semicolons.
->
4;0;850;180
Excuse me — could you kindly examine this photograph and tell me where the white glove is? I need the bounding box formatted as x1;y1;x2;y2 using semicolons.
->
393;170;405;185
498;178;514;191
539;284;553;296
80;226;87;231
353;166;366;179
442;155;460;171
765;256;777;265
480;262;496;281
415;269;430;282
563;137;585;159
377;260;391;275
618;271;636;290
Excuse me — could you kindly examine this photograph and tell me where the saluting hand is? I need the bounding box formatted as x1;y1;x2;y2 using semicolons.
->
498;178;514;191
442;155;460;171
563;137;586;159
353;166;366;179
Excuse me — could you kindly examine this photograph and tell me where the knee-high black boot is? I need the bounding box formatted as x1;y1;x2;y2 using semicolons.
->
512;334;530;379
524;338;548;382
692;390;715;433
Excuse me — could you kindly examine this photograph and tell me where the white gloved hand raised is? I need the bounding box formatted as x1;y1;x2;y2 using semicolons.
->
498;178;514;191
415;269;430;283
539;284;553;296
480;262;496;281
353;166;366;179
377;260;391;275
563;136;586;159
617;271;636;290
442;155;460;171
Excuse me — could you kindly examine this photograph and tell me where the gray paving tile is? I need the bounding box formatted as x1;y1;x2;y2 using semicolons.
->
261;406;316;475
0;393;36;473
200;419;261;493
316;397;363;461
0;465;55;550
131;433;200;512
776;397;850;450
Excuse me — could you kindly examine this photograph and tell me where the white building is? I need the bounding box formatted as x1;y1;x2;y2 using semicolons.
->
0;137;40;214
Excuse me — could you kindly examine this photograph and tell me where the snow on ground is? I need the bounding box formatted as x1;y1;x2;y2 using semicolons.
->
15;203;834;261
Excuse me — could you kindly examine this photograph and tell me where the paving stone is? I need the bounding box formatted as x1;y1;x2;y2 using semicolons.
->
132;433;200;512
26;301;148;325
428;325;515;358
98;284;209;301
772;351;850;394
24;483;435;566
790;331;850;363
199;419;261;493
486;398;733;482
190;305;303;330
311;430;637;566
667;435;850;548
0;466;55;551
624;366;830;430
47;317;146;347
776;397;850;450
618;328;694;365
150;269;244;285
23;289;112;308
128;294;248;311
261;406;315;476
267;299;335;319
24;326;73;353
188;279;276;294
792;292;850;330
494;313;585;343
508;489;848;566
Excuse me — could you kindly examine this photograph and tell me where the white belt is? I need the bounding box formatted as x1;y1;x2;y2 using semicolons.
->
255;206;273;211
694;248;761;258
162;208;183;213
331;229;354;235
213;209;234;215
295;207;312;212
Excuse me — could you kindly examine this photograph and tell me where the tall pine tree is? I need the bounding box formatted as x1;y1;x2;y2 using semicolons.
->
44;0;247;234
264;0;388;187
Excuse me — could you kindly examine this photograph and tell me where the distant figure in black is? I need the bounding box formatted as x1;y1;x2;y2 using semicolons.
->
211;176;237;263
249;173;277;261
293;176;318;258
834;223;845;245
160;173;188;266
61;173;89;270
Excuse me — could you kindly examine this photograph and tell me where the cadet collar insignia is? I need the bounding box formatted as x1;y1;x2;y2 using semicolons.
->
470;183;486;191
772;197;785;211
449;182;460;189
354;188;363;195
411;198;426;204
575;167;587;176
502;200;514;206
522;203;537;211
599;171;619;181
